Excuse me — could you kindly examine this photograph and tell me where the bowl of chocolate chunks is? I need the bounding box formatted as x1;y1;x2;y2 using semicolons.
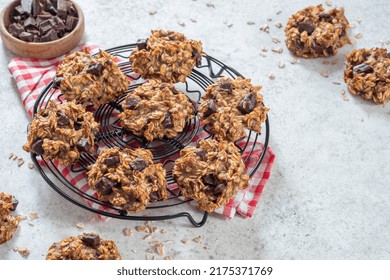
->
0;0;84;58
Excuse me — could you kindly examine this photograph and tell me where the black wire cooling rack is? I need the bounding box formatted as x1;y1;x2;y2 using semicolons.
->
30;43;270;227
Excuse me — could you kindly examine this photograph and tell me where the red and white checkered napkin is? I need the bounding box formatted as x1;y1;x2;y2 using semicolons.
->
8;42;275;219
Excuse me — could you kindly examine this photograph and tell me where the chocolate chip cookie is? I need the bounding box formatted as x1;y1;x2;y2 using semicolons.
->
23;101;99;164
55;49;129;106
198;77;269;142
118;80;194;142
173;139;249;212
130;30;203;83
344;48;390;104
0;192;20;244
46;233;121;260
285;5;350;58
87;147;167;213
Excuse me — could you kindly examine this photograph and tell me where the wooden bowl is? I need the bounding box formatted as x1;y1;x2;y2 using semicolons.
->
0;0;84;58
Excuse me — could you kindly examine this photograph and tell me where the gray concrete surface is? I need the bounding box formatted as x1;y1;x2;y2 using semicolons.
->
0;0;389;260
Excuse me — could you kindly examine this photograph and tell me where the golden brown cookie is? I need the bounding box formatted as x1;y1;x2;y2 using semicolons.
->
344;48;390;104
130;30;202;83
55;49;129;106
46;233;121;260
0;192;20;244
173;139;249;212
285;5;350;58
87;147;167;213
198;77;269;142
23;101;99;164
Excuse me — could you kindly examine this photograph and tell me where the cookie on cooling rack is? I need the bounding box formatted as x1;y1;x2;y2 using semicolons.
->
0;192;20;244
130;30;203;83
285;4;350;58
344;48;390;104
173;139;249;212
55;49;129;106
118;80;195;142
23;101;99;164
46;233;121;260
87;147;167;213
198;76;269;142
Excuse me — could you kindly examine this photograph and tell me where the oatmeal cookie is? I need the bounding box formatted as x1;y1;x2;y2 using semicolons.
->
118;80;194;142
130;30;203;83
344;48;390;104
173;139;249;212
87;147;167;213
198;77;269;142
46;233;121;260
55;49;129;106
0;193;20;244
23;101;99;164
285;5;350;58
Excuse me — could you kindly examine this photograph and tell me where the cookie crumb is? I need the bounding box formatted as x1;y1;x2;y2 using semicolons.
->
271;47;283;53
135;225;147;232
355;33;362;39
148;9;157;15
143;234;152;240
261;45;268;52
321;72;329;78
259;24;270;33
28;162;35;169
291;57;299;64
146;248;154;254
29;212;38;220
164;256;173;260
17;247;30;257
193;236;202;243
325;0;332;6
28;221;34;226
177;20;185;27
247;21;255;25
155;243;165;256
123;228;133;236
227;23;233;28
268;72;276;80
181;239;190;245
18;215;27;221
12;154;18;161
17;158;25;167
271;37;281;44
131;249;137;253
278;61;285;68
76;222;84;229
150;239;159;245
161;229;168;234
275;21;283;28
331;59;338;65
322;60;330;65
341;89;349;101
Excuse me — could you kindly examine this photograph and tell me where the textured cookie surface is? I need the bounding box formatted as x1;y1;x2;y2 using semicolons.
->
0;192;20;244
87;147;167;213
23;101;99;164
46;233;121;260
173;139;249;212
285;4;350;58
344;48;390;104
119;80;194;142
198;77;269;142
130;30;202;83
56;49;129;106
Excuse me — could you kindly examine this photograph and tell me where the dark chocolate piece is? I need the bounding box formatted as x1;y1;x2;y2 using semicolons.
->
125;97;139;109
202;174;218;186
318;12;332;22
76;137;91;153
8;23;25;37
220;81;232;94
81;233;101;247
57;111;70;126
203;100;217;118
105;156;119;167
353;63;373;75
65;15;78;31
237;92;257;114
87;62;103;76
56;0;67;18
298;21;315;35
32;139;44;155
19;32;34;42
130;157;149;171
192;49;202;66
31;0;42;17
161;112;173;128
149;191;160;202
10;197;19;212
52;76;63;88
21;0;33;14
195;149;206;161
23;17;36;29
136;39;148;50
40;29;58;42
95;177;115;195
213;183;226;195
39;18;53;34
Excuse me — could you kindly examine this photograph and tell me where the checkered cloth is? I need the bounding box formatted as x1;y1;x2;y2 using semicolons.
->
8;42;275;218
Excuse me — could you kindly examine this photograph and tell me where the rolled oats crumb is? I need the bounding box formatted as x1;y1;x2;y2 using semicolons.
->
28;162;35;169
332;80;341;85
331;59;338;65
155;243;165;256
13;246;19;252
193;236;202;243
291;57;299;64
190;18;197;23
271;37;281;44
322;60;330;65
131;249;137;253
259;53;267;57
271;47;283;53
275;21;283;28
28;221;34;226
247;21;255;25
143;234;152;240
17;247;30;257
76;222;84;229
145;254;152;260
261;45;268;52
385;40;390;45
321;72;329;78
350;22;357;29
12;154;18;161
164;256;173;260
259;24;270;33
268;72;276;80
160;229;168;234
18;215;27;221
146;248;154;254
206;2;215;8
350;38;357;45
17;158;24;167
227;23;233;28
8;153;14;159
278;61;285;68
325;0;332;6
123;228;133;236
29;212;38;220
149;9;157;15
267;17;272;22
355;33;362;39
150;239;159;245
177;20;185;27
203;246;209;250
181;239;190;245
276;10;282;15
135;225;147;232
341;89;349;101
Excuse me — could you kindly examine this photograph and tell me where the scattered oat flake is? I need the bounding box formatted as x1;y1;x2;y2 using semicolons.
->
385;40;390;45
145;254;152;260
17;158;25;167
135;225;147;232
331;59;338;65
332;80;341;85
149;9;157;15
146;248;154;254
123;228;133;236
28;162;35;169
268;72;276;80
190;18;197;23
276;10;282;15
181;239;190;245
17;247;30;257
207;2;215;8
341;89;349;101
350;22;357;29
143;234;152;240
291;57;299;64
18;215;27;221
278;61;285;68
203;246;209;250
247;21;255;25
155;243;165;256
271;47;283;53
267;17;272;22
321;72;329;78
28;221;34;226
275;21;283;28
355;33;362;39
76;222;84;229
132;249;137;253
259;24;269;33
271;37;281;44
259;53;267;57
227;23;233;28
325;0;332;6
161;229;168;234
261;45;268;52
350;38;357;45
12;155;18;161
29;212;38;220
164;256;173;260
8;153;14;159
322;60;330;65
150;239;159;245
177;20;185;27
355;16;362;23
193;236;202;243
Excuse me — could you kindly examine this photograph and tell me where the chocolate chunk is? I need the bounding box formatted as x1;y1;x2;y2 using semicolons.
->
195;149;206;161
311;41;324;54
95;177;115;195
23;17;36;29
32;139;44;155
47;5;57;15
52;16;65;31
237;92;257;115
340;26;346;37
220;81;232;93
168;34;176;40
353;63;373;74
39;19;54;34
318;12;332;22
213;183;226;195
326;46;334;55
52;76;63;88
81;233;101;248
125;97;139;109
203;100;217;118
74;120;82;130
57;111;69;126
192;49;202;66
130;157;149;171
32;0;42;17
202;174;218;186
161;112;173;128
105;156;119;167
10;197;19;211
21;0;33;14
298;21;315;35
26;27;40;36
40;29;58;42
65;15;78;31
65;1;77;16
19;32;34;42
76;137;91;153
57;0;67;18
136;39;148;50
8;23;25;37
87;62;103;76
170;86;179;95
149;191;160;202
13;5;27;17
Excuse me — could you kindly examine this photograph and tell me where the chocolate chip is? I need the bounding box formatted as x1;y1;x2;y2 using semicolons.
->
220;81;233;93
57;0;67;18
130;157;149;171
65;15;78;31
340;26;346;37
237;92;257;114
213;183;226;195
32;139;44;155
19;32;34;42
192;49;202;66
326;46;334;55
149;191;160;202
52;76;63;88
81;233;101;248
23;17;36;29
169;86;179;95
203;100;217;118
105;156;119;167
298;21;315;35
39;19;53;34
14;5;27;16
8;23;25;37
125;97;139;109
202;174;218;186
318;12;332;22
311;41;324;54
195;149;206;161
95;177;115;195
40;29;58;42
74;120;82;130
76;137;91;153
136;39;148;50
87;62;103;76
353;63;373;75
57;111;69;126
162;113;173;128
10;197;19;211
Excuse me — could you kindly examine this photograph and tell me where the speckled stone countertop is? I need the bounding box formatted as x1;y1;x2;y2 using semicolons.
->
1;0;390;260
